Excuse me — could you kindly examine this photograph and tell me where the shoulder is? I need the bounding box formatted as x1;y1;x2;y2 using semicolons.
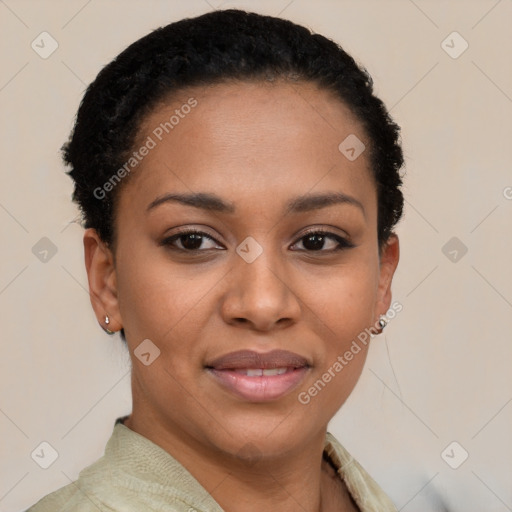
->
25;425;117;511
25;420;221;512
324;432;397;512
25;482;104;512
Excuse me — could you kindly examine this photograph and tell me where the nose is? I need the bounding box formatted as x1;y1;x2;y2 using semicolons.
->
220;248;301;332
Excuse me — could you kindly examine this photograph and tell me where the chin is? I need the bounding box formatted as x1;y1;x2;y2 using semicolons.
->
201;409;322;462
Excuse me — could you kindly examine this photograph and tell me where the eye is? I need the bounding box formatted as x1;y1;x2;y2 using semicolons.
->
160;228;355;253
290;229;355;252
160;229;224;251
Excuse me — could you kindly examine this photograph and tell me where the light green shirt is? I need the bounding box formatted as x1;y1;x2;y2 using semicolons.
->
27;418;397;511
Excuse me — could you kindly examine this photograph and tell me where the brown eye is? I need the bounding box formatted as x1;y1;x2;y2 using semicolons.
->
291;230;354;252
160;230;223;251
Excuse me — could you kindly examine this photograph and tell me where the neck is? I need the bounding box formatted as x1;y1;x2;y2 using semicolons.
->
123;411;355;512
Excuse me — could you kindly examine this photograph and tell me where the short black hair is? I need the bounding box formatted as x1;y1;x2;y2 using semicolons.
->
63;9;405;342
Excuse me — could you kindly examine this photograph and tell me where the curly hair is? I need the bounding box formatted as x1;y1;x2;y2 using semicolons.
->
63;9;405;342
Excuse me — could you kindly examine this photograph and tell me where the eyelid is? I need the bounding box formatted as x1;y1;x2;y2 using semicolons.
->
297;225;351;241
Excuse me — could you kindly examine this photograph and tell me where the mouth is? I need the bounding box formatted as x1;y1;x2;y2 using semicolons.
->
205;349;310;402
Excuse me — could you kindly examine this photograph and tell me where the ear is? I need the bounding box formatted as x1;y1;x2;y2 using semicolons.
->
374;233;400;321
83;228;122;333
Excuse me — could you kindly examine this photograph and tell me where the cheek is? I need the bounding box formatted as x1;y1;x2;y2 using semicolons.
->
115;246;194;342
298;258;378;404
303;260;379;340
299;282;374;417
115;246;223;366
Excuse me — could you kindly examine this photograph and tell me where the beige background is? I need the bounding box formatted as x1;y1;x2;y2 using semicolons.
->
1;0;511;511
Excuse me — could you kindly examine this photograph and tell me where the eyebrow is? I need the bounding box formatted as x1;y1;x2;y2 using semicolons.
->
146;191;365;216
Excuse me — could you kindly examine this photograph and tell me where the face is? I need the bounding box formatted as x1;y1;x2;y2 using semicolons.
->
85;80;399;462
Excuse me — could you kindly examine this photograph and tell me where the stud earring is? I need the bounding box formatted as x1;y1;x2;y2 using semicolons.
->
378;315;388;331
102;315;115;335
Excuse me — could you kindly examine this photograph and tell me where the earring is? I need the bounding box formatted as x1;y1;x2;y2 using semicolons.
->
378;315;388;331
102;315;115;335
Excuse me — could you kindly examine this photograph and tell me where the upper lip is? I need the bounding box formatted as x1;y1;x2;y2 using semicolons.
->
206;349;310;370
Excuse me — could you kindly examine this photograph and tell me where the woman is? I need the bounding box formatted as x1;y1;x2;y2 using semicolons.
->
28;8;403;511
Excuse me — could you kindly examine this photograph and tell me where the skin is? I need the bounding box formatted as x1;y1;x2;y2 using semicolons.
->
84;80;399;512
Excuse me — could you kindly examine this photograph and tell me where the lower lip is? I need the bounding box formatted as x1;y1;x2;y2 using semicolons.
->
207;367;309;402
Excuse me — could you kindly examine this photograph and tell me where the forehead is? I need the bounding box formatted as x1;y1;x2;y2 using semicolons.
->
118;80;376;219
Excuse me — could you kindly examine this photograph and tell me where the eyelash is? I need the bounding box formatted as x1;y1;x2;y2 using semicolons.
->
160;228;355;254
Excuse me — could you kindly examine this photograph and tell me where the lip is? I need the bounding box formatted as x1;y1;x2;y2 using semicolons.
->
206;349;310;370
206;349;310;402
